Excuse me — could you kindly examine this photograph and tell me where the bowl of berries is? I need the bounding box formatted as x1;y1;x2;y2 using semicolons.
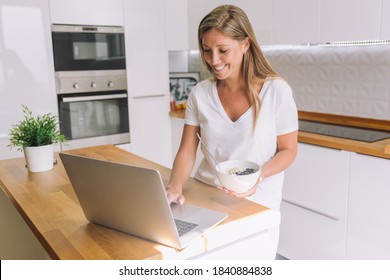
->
216;160;261;193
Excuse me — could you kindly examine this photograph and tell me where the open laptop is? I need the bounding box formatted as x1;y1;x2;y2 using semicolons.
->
59;153;228;249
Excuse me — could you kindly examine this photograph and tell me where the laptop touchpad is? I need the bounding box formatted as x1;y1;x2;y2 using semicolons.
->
171;204;201;220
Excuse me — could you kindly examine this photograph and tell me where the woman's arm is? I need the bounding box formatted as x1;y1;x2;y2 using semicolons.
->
260;130;298;180
225;130;298;198
166;124;200;204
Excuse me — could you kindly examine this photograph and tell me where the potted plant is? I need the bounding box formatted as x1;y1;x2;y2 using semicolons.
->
7;105;67;172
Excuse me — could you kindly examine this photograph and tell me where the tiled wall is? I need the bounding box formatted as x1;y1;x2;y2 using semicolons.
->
169;44;390;121
263;44;390;121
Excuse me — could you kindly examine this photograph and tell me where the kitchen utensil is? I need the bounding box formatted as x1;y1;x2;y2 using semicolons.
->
196;133;219;170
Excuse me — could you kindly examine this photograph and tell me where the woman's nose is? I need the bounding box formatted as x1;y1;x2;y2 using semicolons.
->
211;52;220;65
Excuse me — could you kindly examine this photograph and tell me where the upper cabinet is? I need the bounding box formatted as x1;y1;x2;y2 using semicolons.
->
319;0;382;42
184;0;389;47
166;0;188;50
273;0;385;44
272;0;320;45
124;0;169;96
380;0;390;39
49;0;124;26
186;0;273;49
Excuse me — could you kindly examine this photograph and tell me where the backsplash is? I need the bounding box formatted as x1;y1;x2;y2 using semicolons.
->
262;44;390;121
169;44;390;121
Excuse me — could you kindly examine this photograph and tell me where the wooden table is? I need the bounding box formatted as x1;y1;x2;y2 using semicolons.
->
0;145;279;260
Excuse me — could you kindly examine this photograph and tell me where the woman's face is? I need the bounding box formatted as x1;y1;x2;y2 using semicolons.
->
202;28;249;81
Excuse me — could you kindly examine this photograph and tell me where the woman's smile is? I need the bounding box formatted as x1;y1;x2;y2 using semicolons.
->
202;28;246;81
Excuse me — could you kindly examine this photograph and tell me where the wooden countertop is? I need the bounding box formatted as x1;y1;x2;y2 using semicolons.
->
170;110;390;159
0;145;278;260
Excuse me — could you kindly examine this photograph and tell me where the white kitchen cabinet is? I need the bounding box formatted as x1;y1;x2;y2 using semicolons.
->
380;0;390;39
0;0;58;160
272;0;320;44
123;0;171;167
319;0;382;42
279;201;347;259
123;0;172;168
0;186;50;259
124;0;169;97
49;0;123;26
347;153;390;259
186;0;273;49
166;0;188;50
278;143;350;259
283;143;350;220
128;95;172;168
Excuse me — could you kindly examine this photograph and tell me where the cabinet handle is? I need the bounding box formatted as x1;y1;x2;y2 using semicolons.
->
62;93;127;103
282;199;339;221
132;94;166;99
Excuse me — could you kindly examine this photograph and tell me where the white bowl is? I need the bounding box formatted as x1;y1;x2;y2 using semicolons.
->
216;160;261;193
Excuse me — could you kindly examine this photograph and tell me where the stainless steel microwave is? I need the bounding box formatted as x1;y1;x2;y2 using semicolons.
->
51;24;126;72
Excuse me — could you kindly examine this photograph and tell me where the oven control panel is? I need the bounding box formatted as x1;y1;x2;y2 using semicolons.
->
55;70;127;94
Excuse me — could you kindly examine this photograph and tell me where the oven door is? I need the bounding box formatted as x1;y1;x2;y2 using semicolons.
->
52;25;126;71
58;91;129;144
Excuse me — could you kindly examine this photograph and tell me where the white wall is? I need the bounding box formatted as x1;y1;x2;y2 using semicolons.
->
0;0;58;160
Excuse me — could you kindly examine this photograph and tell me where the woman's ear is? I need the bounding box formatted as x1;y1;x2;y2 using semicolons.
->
241;37;250;54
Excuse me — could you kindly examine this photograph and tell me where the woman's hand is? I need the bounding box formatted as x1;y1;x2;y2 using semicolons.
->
221;177;260;198
166;186;185;205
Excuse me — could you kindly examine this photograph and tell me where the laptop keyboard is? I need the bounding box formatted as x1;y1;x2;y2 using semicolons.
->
174;219;198;236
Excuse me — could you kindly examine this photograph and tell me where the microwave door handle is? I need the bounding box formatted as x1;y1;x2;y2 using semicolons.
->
62;93;127;103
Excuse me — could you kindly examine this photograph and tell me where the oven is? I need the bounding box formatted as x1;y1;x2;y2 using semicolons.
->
52;24;130;149
56;71;130;148
51;24;125;71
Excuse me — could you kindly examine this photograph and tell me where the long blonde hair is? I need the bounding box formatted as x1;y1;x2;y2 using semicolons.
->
198;5;278;127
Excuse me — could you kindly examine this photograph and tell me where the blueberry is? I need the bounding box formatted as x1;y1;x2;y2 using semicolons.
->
235;168;255;175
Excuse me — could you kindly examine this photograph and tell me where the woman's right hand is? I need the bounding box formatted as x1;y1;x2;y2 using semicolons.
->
166;186;185;205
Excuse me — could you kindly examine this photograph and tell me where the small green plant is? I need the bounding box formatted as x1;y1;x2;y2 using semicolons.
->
8;105;67;151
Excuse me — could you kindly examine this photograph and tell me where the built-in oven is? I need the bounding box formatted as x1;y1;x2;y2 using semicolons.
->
56;70;130;148
51;24;130;149
51;24;125;71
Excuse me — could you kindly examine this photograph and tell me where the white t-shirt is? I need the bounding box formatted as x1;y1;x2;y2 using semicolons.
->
185;78;298;210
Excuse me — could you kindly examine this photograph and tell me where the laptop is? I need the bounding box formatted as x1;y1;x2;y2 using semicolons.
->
59;153;228;249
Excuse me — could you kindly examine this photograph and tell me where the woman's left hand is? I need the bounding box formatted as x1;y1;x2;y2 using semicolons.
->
221;177;260;198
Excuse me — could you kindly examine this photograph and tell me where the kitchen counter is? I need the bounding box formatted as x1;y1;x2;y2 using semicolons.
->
170;110;390;160
0;145;279;260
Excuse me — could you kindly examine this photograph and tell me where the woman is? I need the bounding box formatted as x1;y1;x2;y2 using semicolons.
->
166;5;298;257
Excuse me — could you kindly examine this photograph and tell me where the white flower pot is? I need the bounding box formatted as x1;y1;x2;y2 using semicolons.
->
23;145;54;172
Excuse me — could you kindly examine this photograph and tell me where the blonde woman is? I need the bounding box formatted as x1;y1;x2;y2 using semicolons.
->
166;5;298;258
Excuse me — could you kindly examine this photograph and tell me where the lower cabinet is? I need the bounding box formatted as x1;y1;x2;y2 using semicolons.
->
0;187;50;259
279;201;347;259
278;143;350;259
279;142;390;259
128;95;173;168
347;153;390;259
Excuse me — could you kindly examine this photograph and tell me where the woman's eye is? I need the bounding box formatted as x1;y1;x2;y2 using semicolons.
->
203;49;211;53
220;49;228;54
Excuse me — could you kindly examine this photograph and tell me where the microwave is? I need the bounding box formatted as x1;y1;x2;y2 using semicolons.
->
51;24;126;72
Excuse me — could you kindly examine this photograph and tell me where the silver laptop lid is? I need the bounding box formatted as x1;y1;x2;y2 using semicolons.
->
60;153;181;248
